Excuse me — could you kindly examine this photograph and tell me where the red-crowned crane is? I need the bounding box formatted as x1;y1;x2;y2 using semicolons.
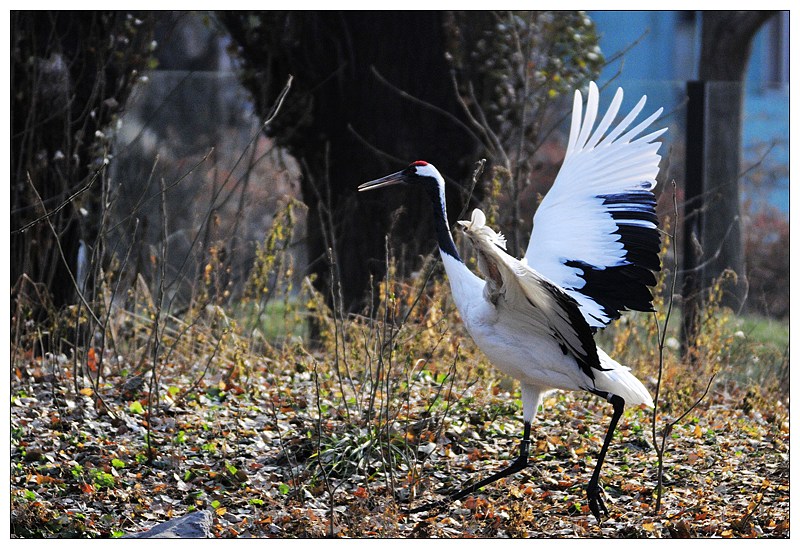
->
358;82;665;520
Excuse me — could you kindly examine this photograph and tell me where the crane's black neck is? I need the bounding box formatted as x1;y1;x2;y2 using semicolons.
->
424;183;461;261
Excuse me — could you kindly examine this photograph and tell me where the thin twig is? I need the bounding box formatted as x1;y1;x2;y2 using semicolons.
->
145;175;169;464
651;180;718;514
13;168;103;234
370;65;483;147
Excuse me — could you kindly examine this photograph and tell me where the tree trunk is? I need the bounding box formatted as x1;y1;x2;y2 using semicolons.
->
697;11;775;310
223;12;483;312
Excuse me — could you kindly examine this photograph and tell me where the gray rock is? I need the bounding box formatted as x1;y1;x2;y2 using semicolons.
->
125;510;213;538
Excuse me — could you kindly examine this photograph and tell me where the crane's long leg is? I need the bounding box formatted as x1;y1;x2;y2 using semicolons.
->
586;390;626;521
408;422;532;514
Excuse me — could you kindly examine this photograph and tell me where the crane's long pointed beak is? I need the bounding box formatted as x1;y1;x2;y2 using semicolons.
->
358;170;406;192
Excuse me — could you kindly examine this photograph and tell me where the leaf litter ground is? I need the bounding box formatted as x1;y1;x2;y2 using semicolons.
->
10;346;788;538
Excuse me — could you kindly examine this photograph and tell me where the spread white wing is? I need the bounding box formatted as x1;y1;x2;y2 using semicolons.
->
523;82;666;329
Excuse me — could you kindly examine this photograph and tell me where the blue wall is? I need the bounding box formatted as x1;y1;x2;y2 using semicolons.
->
588;11;686;83
588;11;788;214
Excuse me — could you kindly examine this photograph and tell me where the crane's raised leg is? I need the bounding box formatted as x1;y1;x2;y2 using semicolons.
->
585;389;626;521
408;421;532;514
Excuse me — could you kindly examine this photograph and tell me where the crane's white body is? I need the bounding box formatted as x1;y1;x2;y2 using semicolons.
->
445;212;653;424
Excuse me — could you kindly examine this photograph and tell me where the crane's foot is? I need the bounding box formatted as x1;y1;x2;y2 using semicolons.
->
406;423;533;516
586;480;608;521
406;483;483;515
406;450;531;515
407;498;446;515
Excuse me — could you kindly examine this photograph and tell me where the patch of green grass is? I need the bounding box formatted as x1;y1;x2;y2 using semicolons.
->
735;314;788;349
234;299;309;344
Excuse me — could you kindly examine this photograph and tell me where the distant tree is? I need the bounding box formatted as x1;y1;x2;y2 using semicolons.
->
222;11;603;311
697;10;776;310
445;11;604;255
11;12;154;315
